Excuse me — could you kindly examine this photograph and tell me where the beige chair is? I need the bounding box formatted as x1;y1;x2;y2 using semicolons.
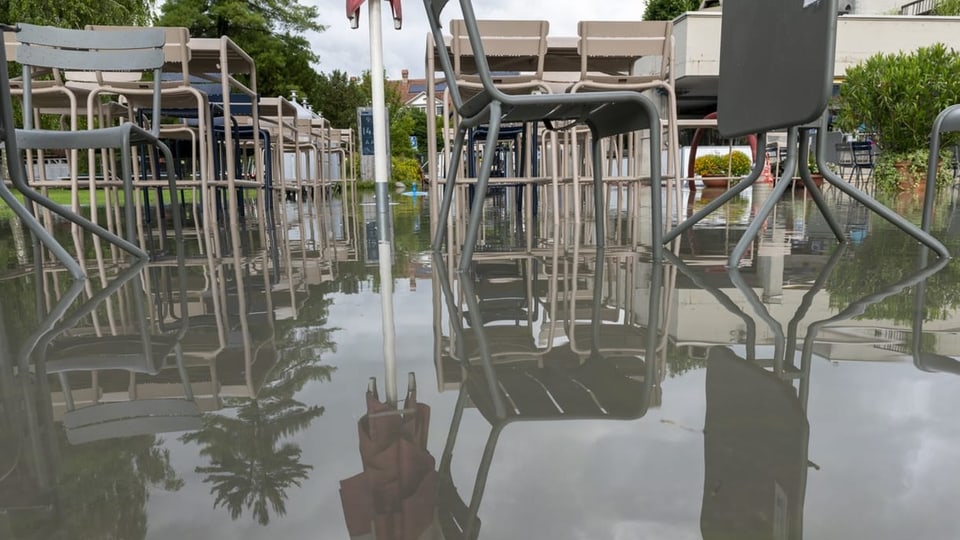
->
85;26;212;193
570;21;681;228
442;19;555;252
450;19;550;96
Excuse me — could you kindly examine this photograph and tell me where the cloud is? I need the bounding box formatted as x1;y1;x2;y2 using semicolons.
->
307;0;647;78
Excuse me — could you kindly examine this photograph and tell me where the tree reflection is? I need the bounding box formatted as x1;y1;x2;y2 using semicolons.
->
55;434;183;540
181;283;337;526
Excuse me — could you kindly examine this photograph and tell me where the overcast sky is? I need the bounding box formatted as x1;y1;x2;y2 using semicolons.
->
307;0;647;79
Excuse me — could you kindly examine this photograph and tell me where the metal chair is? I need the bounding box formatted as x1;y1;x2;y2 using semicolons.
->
570;21;681;219
922;104;960;231
14;23;184;250
849;140;874;185
426;0;665;273
0;23;146;279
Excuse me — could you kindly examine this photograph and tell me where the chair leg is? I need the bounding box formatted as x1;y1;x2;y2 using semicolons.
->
433;127;467;251
591;131;605;249
119;136;140;246
459;104;502;273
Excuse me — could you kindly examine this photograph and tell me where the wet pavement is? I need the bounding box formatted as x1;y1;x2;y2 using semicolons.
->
2;183;960;539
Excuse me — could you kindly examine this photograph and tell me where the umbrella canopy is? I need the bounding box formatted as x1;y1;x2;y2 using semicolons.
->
347;0;403;29
340;379;439;540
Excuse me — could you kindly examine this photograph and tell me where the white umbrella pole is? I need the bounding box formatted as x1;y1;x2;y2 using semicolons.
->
367;0;398;405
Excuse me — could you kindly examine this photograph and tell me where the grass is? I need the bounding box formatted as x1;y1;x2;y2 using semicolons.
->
0;187;199;219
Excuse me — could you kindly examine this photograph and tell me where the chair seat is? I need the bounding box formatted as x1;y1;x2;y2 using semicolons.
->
45;334;179;374
568;73;666;91
465;356;649;422
63;398;203;445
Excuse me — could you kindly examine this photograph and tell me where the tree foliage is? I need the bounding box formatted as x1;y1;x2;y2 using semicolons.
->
3;0;155;28
643;0;700;21
834;44;960;154
315;70;367;132
933;0;960;15
158;0;326;103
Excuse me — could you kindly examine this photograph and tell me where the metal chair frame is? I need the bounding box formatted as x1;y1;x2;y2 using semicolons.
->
425;0;664;273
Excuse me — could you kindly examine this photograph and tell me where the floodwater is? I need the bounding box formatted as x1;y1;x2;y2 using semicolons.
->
2;182;960;540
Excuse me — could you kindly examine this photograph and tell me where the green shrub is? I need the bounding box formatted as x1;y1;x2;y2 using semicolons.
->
693;151;752;177
872;148;955;194
834;44;960;155
391;156;422;187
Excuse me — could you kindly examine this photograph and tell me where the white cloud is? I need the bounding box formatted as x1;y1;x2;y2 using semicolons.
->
307;0;648;78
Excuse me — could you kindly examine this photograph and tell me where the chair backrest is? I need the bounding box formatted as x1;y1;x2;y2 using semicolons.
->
850;141;874;166
86;25;192;82
577;20;672;80
449;19;548;80
16;23;166;133
422;0;521;115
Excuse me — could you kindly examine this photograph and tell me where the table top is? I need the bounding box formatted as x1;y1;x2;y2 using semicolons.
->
186;37;255;77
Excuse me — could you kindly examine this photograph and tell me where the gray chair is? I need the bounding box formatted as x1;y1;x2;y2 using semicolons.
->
0;24;135;278
922;104;960;231
426;0;665;273
13;23;183;250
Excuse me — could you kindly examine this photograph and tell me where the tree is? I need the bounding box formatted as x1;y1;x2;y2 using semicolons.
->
933;0;960;15
158;0;326;103
3;0;155;28
643;0;700;21
181;356;334;525
315;70;367;133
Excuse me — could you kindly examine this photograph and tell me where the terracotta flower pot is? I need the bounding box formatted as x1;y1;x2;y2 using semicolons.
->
701;176;732;189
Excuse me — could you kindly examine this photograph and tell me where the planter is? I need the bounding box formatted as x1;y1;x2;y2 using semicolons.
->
701;176;734;189
893;159;938;192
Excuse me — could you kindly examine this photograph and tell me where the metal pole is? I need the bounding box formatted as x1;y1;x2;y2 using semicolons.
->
367;0;398;405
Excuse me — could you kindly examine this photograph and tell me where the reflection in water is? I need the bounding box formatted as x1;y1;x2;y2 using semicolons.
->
0;189;349;533
180;354;333;525
0;260;188;539
433;244;662;539
4;178;960;538
340;377;438;540
177;219;340;526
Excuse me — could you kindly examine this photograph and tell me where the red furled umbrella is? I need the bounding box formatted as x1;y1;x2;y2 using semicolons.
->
340;376;439;540
347;0;403;29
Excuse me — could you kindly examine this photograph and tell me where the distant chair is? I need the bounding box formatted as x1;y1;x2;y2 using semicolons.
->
570;20;680;212
849;141;874;185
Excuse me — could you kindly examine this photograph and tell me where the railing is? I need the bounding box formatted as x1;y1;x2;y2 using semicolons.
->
900;0;937;15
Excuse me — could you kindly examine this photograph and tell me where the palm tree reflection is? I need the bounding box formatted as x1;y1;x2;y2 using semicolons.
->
181;282;339;526
181;356;334;525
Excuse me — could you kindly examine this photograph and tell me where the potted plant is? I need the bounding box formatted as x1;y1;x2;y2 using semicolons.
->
834;44;960;194
694;151;752;188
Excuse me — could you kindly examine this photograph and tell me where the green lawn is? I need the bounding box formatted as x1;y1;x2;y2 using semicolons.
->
0;187;198;218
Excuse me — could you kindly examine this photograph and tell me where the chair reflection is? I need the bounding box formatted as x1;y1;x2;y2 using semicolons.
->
433;245;663;539
35;249;201;445
672;241;950;540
